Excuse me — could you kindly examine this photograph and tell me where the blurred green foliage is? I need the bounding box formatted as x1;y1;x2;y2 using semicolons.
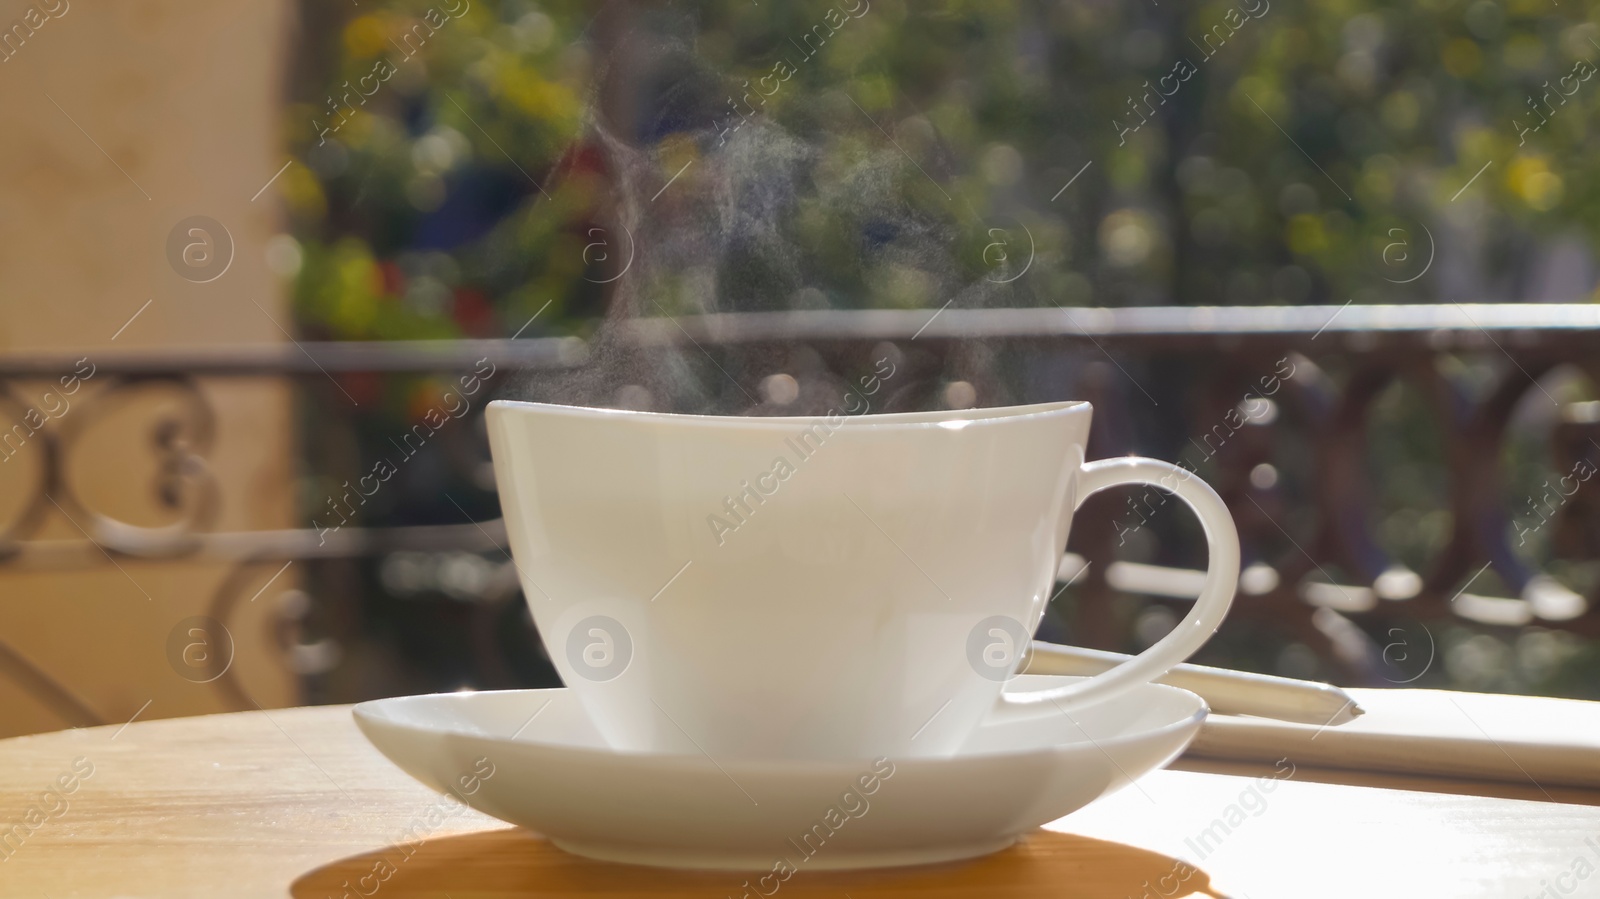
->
283;0;1600;697
282;0;1600;336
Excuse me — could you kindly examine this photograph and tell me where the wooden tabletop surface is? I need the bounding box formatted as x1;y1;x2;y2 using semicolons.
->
1;701;1598;898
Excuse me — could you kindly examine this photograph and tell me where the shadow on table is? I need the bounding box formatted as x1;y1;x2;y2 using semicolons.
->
290;827;1228;898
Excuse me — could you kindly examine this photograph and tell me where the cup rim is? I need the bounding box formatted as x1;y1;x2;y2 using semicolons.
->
486;398;1091;429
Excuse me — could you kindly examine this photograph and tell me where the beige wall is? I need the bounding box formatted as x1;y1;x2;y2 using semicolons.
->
0;0;299;735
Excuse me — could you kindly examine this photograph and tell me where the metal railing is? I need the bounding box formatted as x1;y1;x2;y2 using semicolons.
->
3;303;1597;721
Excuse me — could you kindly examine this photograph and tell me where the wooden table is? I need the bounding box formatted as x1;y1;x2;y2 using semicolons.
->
1;702;1598;898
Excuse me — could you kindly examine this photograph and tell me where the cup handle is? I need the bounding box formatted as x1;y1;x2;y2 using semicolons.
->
991;456;1240;719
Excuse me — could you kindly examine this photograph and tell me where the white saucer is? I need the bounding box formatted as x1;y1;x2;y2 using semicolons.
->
352;674;1206;871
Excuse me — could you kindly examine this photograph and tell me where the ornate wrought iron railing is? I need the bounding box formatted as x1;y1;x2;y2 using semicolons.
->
3;303;1597;723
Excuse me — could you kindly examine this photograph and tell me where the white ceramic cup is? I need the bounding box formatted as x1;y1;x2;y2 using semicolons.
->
486;399;1238;760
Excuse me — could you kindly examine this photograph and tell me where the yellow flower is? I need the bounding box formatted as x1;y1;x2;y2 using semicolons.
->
308;240;382;337
281;163;327;221
1507;156;1563;211
343;15;388;59
503;72;581;125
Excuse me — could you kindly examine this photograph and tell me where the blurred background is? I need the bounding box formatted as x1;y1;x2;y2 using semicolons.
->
1;0;1598;738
